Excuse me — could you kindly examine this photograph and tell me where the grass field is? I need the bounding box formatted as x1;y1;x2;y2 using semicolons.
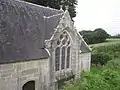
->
89;38;120;48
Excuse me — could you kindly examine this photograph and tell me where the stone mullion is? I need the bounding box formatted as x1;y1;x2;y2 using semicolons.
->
65;46;67;69
69;46;72;69
68;45;71;69
59;46;62;70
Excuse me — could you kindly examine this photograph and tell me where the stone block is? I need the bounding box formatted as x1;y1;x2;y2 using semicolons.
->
0;64;14;71
22;68;38;76
14;63;25;71
1;69;14;78
19;76;27;81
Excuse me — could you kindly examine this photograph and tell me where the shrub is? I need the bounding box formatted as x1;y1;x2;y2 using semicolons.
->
64;71;110;90
105;59;120;72
92;44;120;59
91;52;111;66
64;69;120;90
101;69;120;89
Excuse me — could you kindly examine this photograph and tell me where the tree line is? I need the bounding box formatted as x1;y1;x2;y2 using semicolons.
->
79;28;109;44
109;34;120;38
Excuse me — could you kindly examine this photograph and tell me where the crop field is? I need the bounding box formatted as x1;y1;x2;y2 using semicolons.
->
89;38;120;48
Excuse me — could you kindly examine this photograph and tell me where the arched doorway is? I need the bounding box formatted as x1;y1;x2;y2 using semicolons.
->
22;81;35;90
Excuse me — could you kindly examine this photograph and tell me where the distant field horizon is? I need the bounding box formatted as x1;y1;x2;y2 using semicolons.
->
89;38;120;48
78;29;120;36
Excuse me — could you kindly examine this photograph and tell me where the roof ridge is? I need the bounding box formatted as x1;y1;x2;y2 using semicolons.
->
15;0;61;12
43;13;64;19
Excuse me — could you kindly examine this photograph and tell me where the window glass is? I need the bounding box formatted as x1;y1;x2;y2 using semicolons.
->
66;47;70;68
55;47;60;71
62;39;66;45
60;35;63;39
57;40;60;45
61;47;65;69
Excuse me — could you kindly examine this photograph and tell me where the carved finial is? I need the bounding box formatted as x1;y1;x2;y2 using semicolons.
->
65;6;69;10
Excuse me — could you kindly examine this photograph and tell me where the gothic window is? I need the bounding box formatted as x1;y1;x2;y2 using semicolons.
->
55;31;71;71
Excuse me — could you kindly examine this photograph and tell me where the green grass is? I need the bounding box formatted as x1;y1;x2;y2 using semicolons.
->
89;38;120;48
90;66;102;74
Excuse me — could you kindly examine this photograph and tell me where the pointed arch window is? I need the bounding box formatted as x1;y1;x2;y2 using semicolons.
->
55;31;71;71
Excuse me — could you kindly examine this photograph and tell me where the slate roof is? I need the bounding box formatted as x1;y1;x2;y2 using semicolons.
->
80;40;91;53
45;14;63;39
0;0;63;64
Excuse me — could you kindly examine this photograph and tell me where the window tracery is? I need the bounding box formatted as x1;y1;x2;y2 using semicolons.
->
55;31;71;71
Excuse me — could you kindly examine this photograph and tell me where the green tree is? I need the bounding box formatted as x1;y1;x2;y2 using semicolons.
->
91;52;111;66
94;28;109;42
22;0;77;19
79;28;109;44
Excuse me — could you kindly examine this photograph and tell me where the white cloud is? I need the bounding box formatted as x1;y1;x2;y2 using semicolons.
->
74;0;120;35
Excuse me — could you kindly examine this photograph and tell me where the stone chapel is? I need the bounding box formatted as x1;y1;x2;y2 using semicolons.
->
0;0;91;90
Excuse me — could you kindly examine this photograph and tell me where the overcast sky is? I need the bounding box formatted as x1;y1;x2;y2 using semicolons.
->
74;0;120;35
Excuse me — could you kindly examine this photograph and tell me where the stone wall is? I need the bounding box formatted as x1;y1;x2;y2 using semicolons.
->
0;58;50;90
80;53;91;71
